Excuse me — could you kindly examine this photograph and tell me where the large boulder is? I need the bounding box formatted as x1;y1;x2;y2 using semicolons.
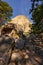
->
15;38;25;50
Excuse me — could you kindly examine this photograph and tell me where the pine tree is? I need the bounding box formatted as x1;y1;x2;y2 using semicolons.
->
30;0;43;34
0;0;13;25
30;0;43;13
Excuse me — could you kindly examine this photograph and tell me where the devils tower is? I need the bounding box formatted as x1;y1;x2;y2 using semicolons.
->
10;15;32;35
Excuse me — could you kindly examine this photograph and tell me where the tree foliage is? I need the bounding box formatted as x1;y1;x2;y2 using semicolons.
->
30;0;43;13
30;0;43;34
0;0;13;24
32;4;43;22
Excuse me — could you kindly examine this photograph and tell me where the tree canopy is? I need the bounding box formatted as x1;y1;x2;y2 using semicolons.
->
30;0;43;13
0;0;13;25
30;0;43;34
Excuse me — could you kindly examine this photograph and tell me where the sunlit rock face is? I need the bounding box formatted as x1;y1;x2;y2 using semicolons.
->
0;15;43;65
0;15;32;50
10;15;32;36
0;15;32;61
1;15;32;37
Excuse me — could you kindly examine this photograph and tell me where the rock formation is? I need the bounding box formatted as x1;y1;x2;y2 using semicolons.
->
10;15;32;36
0;15;43;65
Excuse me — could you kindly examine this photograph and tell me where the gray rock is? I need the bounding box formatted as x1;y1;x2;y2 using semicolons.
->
0;44;9;52
0;35;14;44
4;36;14;44
0;49;12;65
15;38;25;49
9;62;15;65
0;35;14;55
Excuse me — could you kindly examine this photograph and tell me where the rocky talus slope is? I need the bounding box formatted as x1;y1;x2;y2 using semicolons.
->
0;15;43;65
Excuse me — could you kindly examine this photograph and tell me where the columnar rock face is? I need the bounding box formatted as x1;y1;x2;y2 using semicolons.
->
1;15;32;38
0;15;43;65
0;15;32;50
10;15;32;36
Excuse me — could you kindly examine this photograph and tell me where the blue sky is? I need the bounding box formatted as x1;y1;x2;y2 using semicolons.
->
3;0;32;23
